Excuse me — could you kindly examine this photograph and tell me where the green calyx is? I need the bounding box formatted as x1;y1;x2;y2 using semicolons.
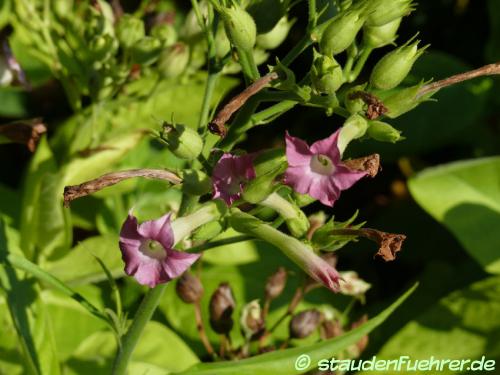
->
160;122;203;160
370;38;429;90
158;42;190;78
383;81;433;118
367;121;402;142
221;5;257;52
310;50;344;95
320;7;367;56
363;17;401;48
365;0;416;27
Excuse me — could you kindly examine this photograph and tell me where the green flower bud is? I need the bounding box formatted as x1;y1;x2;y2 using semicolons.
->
158;42;190;78
188;41;207;72
363;18;401;48
383;81;431;118
151;24;177;47
181;169;212;196
116;15;145;49
365;0;415;27
247;0;285;34
338;114;368;154
130;36;162;65
256;16;293;50
182;2;207;41
344;84;368;114
160;122;203;160
310;50;344;95
89;35;117;62
221;5;257;52
370;39;428;90
320;8;366;56
367;120;402;142
215;27;232;58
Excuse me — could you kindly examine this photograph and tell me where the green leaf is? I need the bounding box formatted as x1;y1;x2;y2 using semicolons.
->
20;136;71;260
0;218;61;375
46;233;123;285
0;184;21;225
64;321;199;374
409;157;500;274
201;229;260;266
42;287;107;361
176;283;418;374
365;276;500;374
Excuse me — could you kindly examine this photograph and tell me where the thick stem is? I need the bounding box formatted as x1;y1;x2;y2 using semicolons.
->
112;285;167;375
348;47;373;82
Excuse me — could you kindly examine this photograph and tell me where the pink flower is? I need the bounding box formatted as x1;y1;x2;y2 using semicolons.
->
212;153;256;205
119;212;200;288
284;130;367;206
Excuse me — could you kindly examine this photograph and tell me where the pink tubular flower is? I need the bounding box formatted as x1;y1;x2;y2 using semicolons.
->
284;130;367;206
119;212;200;288
212;153;256;205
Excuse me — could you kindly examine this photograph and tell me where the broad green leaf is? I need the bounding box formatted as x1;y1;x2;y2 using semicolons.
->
20;136;70;259
64;321;199;374
177;283;418;374
62;131;145;186
202;229;260;266
0;183;20;224
42;287;107;361
409;157;500;274
0;218;61;375
365;276;500;375
46;233;123;285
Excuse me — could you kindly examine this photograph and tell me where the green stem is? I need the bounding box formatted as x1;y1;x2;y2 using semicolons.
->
308;0;317;30
112;285;167;375
188;235;253;253
348;47;373;82
199;72;220;132
237;47;260;83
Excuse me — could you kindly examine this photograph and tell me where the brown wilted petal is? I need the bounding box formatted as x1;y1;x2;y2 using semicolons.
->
209;282;235;334
265;267;287;300
348;91;388;120
289;309;322;339
176;272;204;303
343;154;381;178
0;119;46;152
362;228;406;261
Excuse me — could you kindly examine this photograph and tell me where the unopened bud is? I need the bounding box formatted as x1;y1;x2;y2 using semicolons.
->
158;42;190;78
320;8;366;56
256;16;293;50
311;50;344;94
160;122;203;160
209;282;236;334
338;114;368;154
365;0;415;27
259;193;310;238
221;5;257;52
265;267;287;300
116;15;145;48
321;319;343;339
367;121;402;142
363;18;401;48
289;309;322;339
338;271;371;296
176;272;204;303
151;24;177;46
383;82;430;118
215;27;232;58
370;39;428;90
130;36;162;65
240;300;265;339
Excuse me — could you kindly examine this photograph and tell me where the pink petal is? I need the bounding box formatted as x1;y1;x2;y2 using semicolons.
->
284;166;314;194
119;213;143;247
132;257;169;288
137;212;173;245
308;176;341;207
307;256;341;292
285;132;313;167
310;129;341;164
163;250;201;279
334;165;367;191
